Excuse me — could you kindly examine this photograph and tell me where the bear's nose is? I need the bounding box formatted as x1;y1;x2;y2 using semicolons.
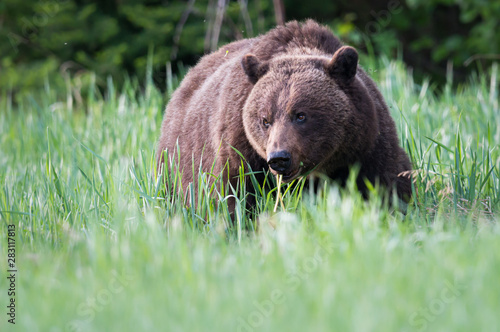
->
267;150;292;174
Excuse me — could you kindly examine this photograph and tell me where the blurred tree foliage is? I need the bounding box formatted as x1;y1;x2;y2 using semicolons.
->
286;0;500;83
0;0;499;98
0;0;276;98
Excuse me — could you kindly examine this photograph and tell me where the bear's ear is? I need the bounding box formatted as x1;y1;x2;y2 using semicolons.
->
326;46;358;83
242;54;269;84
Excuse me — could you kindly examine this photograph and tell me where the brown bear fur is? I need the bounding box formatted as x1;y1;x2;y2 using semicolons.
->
156;20;412;202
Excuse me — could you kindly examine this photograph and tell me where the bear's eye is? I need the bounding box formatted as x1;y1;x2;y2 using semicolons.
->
262;118;271;128
296;113;306;123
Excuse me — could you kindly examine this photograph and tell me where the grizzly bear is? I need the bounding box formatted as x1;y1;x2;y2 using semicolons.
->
156;20;412;203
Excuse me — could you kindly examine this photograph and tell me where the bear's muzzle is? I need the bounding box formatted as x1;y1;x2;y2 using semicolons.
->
267;150;292;175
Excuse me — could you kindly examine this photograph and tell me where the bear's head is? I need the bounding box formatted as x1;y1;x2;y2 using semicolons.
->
241;46;379;182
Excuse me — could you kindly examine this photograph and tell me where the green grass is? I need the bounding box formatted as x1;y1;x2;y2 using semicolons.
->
1;58;499;331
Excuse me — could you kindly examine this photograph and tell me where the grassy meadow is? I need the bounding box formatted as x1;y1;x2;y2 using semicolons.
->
1;57;499;331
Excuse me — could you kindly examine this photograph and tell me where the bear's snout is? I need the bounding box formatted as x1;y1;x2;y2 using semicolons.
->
267;150;292;174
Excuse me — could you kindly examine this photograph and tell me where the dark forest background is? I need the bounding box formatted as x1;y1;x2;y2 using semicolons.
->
1;0;499;97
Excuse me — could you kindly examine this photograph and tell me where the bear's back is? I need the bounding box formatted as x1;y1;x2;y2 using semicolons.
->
168;20;343;108
251;20;343;61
